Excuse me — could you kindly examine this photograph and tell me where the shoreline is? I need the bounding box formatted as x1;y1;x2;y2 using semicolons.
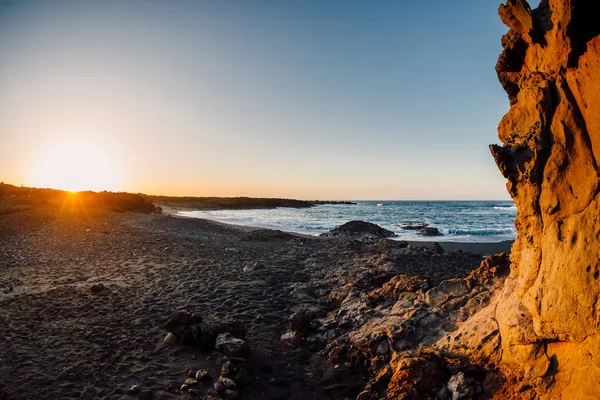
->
162;206;514;255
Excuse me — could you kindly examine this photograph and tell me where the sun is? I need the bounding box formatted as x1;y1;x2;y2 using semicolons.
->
31;141;120;192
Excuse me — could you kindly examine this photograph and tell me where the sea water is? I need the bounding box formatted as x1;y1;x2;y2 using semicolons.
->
178;201;517;243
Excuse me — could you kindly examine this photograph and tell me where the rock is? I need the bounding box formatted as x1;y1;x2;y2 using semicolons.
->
423;242;444;254
320;221;396;240
465;253;510;290
400;223;429;230
220;361;236;378
163;332;178;345
180;383;189;392
89;283;106;293
195;368;210;381
213;381;225;394
215;333;247;357
386;354;447;399
183;378;198;386
280;331;299;348
220;377;236;389
491;0;600;396
164;310;192;333
447;372;472;400
288;304;325;332
425;279;469;307
128;385;141;394
418;227;442;236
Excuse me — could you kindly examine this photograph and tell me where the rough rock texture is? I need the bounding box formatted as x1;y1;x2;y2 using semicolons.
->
491;0;600;397
320;221;396;240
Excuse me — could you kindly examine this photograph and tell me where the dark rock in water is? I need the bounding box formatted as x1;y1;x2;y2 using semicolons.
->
401;223;429;230
418;227;442;236
321;221;396;240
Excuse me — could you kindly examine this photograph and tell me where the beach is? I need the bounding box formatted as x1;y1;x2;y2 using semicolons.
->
0;205;510;399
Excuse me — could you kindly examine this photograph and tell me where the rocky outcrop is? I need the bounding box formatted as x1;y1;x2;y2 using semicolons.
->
490;0;600;397
306;253;511;399
321;221;396;240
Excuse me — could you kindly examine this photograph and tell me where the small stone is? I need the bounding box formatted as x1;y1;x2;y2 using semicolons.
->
221;361;237;378
128;384;141;394
195;368;210;381
214;381;225;394
164;332;178;345
375;340;389;354
184;378;198;386
215;333;247;357
280;331;299;348
220;377;236;389
447;372;473;400
206;388;220;398
90;283;105;293
188;388;201;396
180;383;189;392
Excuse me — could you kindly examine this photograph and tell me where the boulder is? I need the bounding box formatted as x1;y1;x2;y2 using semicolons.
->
418;227;442;236
320;221;396;240
215;333;247;357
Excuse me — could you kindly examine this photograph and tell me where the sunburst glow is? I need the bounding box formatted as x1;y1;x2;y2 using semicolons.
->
31;142;120;192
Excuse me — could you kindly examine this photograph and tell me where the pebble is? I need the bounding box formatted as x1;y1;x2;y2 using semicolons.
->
128;384;141;394
220;377;236;389
214;381;225;394
163;332;178;345
89;283;106;293
184;378;198;386
195;368;210;381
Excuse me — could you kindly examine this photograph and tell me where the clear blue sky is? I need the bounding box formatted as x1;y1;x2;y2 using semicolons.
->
0;0;514;200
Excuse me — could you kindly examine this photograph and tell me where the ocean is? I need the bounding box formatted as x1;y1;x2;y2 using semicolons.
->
178;200;517;243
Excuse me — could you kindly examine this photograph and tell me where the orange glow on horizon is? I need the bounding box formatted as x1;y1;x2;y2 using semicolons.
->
31;141;121;192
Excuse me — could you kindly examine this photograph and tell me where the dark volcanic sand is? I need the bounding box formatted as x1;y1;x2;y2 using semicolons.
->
0;208;496;399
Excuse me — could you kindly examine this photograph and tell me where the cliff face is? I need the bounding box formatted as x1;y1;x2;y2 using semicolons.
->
492;0;600;395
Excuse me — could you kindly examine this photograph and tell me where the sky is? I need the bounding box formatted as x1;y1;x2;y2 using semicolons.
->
0;0;514;200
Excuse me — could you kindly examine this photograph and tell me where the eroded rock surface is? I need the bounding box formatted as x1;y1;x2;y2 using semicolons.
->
490;0;600;397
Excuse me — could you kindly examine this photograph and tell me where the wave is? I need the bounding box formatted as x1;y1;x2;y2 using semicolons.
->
493;205;517;210
442;227;516;236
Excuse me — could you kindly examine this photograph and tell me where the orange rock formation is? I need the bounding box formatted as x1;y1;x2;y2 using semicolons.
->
492;0;600;396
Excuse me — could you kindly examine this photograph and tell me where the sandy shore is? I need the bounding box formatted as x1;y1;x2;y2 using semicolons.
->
163;206;514;256
0;207;509;399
